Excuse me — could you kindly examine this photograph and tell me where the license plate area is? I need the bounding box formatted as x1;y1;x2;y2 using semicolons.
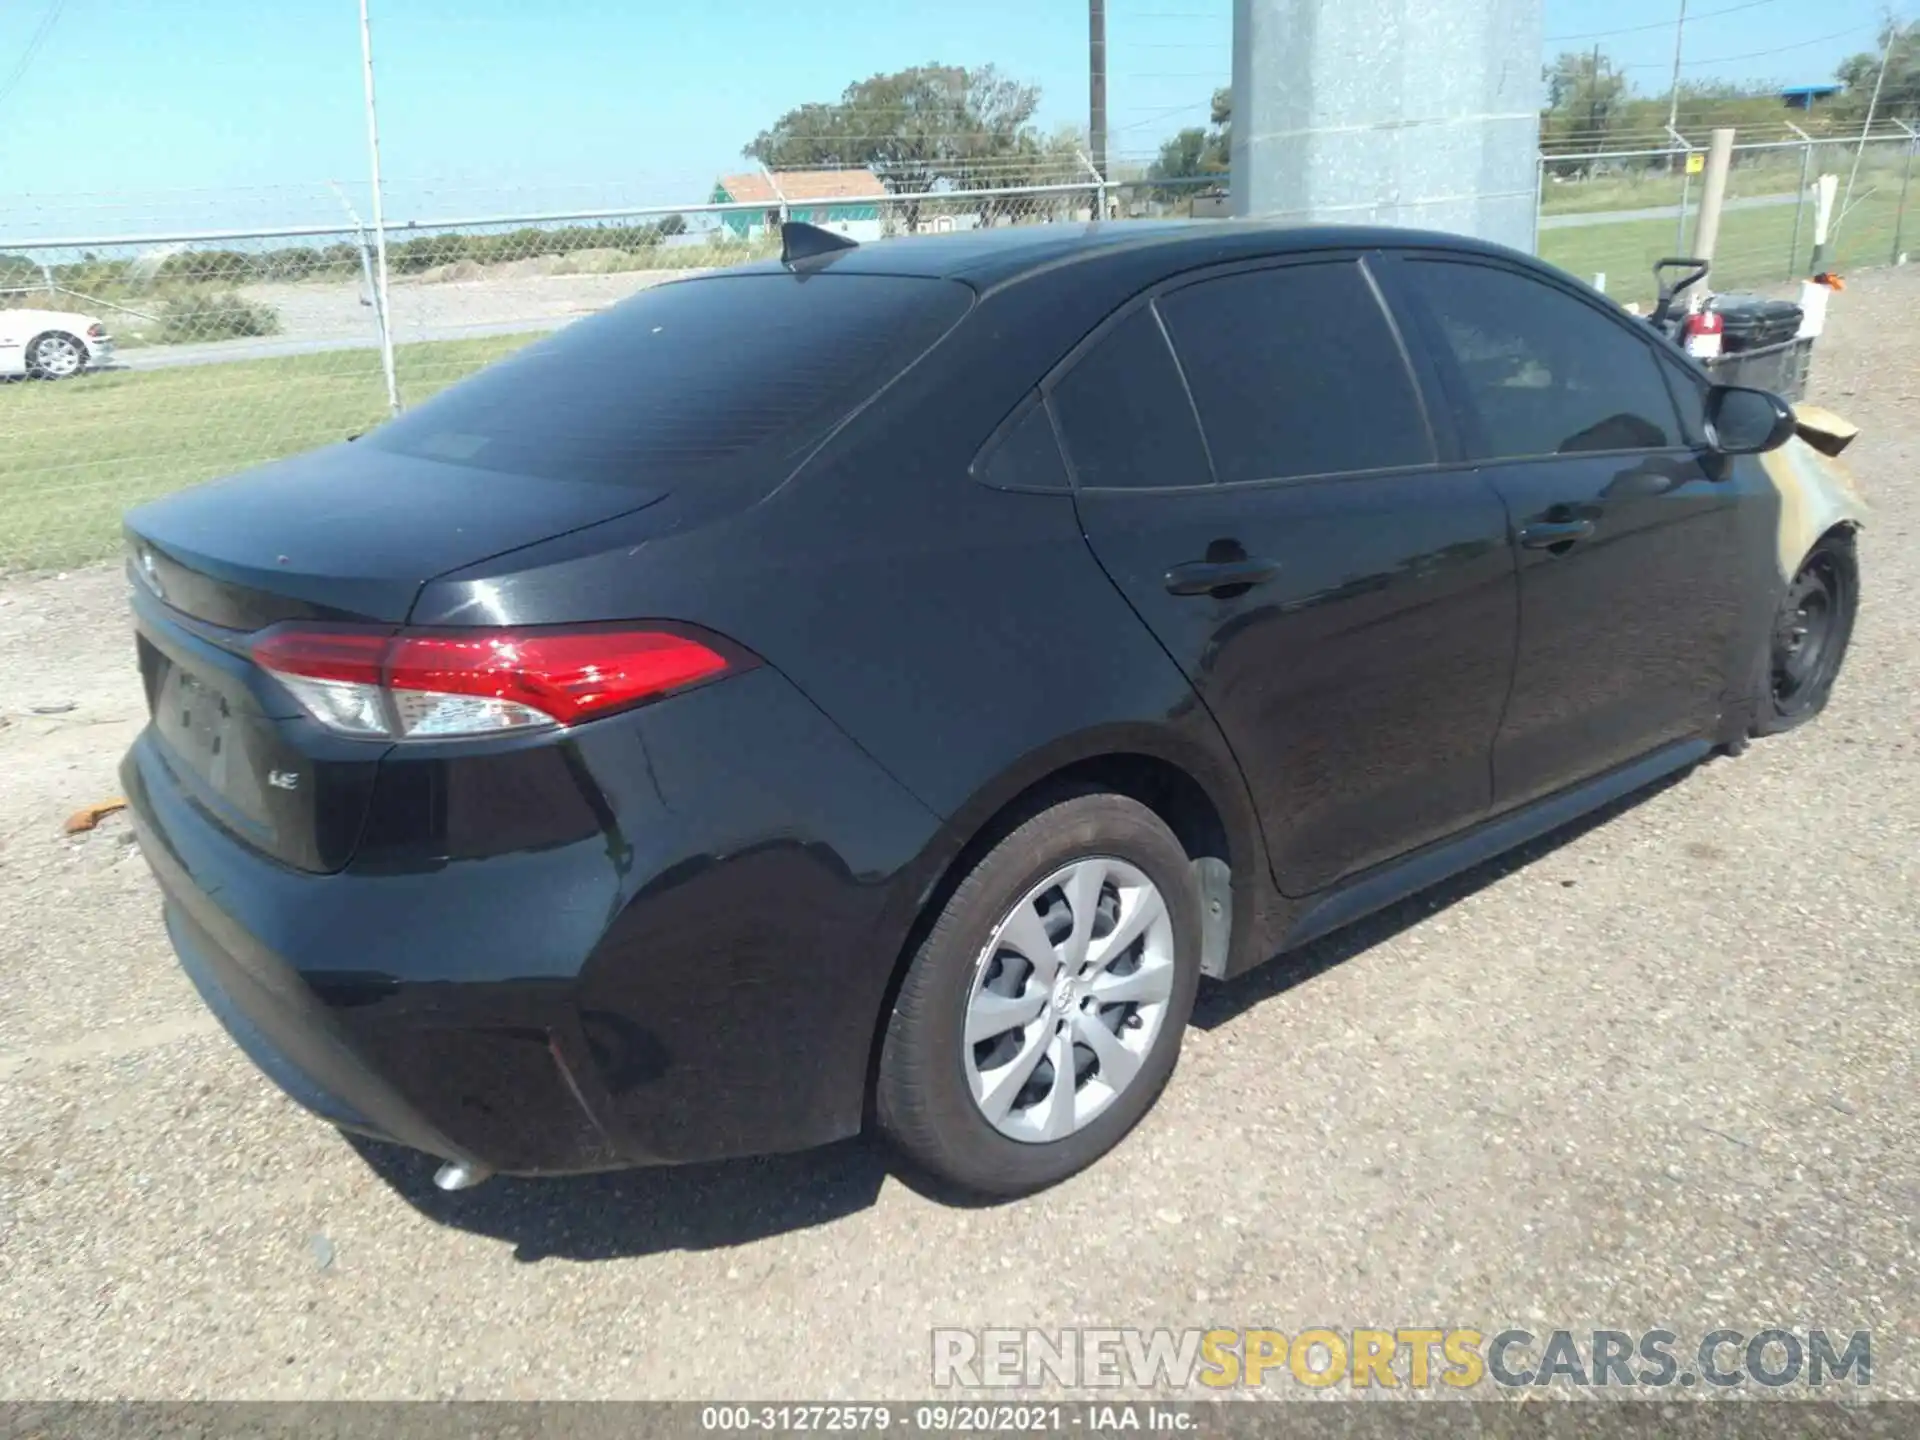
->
130;582;388;875
151;647;274;828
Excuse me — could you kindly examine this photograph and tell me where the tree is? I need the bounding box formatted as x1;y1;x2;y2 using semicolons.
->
744;64;1044;196
1150;128;1212;183
1209;85;1231;148
1146;85;1230;197
1540;48;1629;158
1834;21;1920;123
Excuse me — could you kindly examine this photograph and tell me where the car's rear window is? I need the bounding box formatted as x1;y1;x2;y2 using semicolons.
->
368;273;972;484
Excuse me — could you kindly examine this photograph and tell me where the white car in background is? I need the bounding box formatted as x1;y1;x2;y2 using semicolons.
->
0;306;114;379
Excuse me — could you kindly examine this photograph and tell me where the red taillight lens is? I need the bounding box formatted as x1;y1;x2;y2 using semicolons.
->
86;323;107;338
252;624;741;739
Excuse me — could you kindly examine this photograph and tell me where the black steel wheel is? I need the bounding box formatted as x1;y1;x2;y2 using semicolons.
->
1756;533;1858;734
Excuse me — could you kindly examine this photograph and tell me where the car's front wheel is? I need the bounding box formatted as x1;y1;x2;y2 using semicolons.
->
1756;531;1859;734
26;331;88;380
876;791;1202;1197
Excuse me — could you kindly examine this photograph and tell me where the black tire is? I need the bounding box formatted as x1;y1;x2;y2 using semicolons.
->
1754;530;1858;736
26;331;88;380
876;791;1202;1198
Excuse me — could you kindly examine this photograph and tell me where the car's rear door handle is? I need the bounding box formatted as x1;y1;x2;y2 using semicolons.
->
1519;518;1596;550
1162;558;1281;596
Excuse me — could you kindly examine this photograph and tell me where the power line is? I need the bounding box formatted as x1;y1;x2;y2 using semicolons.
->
1621;23;1878;69
1112;101;1215;132
0;0;70;111
1545;0;1775;45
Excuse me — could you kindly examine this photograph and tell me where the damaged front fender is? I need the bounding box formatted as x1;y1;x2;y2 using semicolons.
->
1759;406;1869;583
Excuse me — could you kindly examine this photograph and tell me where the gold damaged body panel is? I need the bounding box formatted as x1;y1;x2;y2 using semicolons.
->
1758;418;1867;584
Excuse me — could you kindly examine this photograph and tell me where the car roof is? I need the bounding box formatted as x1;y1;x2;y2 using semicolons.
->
726;220;1532;292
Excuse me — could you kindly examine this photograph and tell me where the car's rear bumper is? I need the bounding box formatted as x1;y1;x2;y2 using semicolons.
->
158;858;488;1169
125;731;626;1173
123;666;947;1176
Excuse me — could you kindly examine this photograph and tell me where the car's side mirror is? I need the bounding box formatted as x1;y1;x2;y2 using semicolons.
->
1704;384;1796;456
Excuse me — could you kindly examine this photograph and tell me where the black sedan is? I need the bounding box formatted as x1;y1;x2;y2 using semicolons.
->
121;221;1863;1198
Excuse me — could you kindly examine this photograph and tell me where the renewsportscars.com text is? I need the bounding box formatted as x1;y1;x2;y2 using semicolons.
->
931;1327;1871;1391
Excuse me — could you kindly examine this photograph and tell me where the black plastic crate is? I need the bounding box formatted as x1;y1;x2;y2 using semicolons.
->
1702;335;1814;403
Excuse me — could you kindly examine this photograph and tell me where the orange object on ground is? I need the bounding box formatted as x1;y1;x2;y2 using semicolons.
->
63;798;127;834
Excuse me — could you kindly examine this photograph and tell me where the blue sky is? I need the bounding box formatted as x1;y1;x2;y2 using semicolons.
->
0;0;1895;235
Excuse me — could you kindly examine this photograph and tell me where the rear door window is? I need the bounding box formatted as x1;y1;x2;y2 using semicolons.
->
973;397;1070;491
1408;259;1684;460
369;274;972;484
1048;307;1213;490
1156;261;1435;483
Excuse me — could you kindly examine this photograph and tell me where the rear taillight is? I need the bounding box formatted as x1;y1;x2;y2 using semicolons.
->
86;323;107;338
251;624;743;739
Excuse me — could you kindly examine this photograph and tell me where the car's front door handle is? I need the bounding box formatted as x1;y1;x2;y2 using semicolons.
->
1519;518;1596;550
1162;558;1282;596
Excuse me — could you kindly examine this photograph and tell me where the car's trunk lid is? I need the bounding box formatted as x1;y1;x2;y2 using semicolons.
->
125;442;668;628
123;444;667;873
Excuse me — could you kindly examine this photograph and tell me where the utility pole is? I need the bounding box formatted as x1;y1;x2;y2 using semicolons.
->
1587;42;1604;140
1665;0;1689;167
1089;0;1109;192
358;0;400;416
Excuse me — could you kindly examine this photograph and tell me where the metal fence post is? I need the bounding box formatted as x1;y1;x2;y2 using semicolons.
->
329;180;393;393
357;0;400;417
1895;122;1917;266
1786;123;1813;279
760;164;789;227
1666;128;1696;253
1531;152;1545;254
1079;149;1108;221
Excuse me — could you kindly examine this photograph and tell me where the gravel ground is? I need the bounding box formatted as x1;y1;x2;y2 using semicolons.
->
0;272;1915;1401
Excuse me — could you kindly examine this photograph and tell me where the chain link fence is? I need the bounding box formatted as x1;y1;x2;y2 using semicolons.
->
2;133;1909;576
1536;121;1919;306
0;169;1195;574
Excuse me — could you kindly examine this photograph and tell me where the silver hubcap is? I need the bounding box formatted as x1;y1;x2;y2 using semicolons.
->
36;336;81;376
963;857;1176;1144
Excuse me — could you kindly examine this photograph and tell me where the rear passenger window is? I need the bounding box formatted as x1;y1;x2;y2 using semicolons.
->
973;398;1068;491
370;273;971;486
1157;261;1434;483
1410;260;1683;460
1049;307;1212;490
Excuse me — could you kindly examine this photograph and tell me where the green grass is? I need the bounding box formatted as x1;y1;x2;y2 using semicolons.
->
1540;167;1780;217
1542;183;1915;305
1539;152;1914;218
1;333;533;574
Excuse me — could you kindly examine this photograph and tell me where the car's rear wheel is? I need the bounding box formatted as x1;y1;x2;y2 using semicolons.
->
26;331;87;380
876;791;1202;1197
1755;532;1858;735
